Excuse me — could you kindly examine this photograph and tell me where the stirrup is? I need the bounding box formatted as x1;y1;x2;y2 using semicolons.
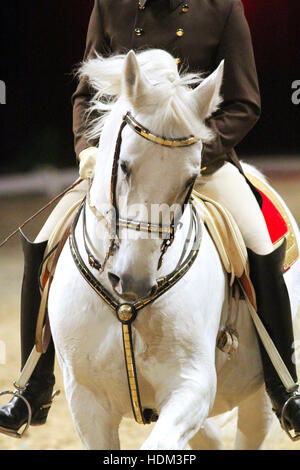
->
0;389;60;438
0;390;32;438
280;392;300;441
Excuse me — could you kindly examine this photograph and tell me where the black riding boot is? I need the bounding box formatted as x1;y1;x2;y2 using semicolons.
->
0;232;56;437
248;239;300;437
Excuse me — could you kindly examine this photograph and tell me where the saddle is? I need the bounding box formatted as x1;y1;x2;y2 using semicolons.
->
37;200;83;353
192;174;299;361
192;173;299;299
246;173;299;272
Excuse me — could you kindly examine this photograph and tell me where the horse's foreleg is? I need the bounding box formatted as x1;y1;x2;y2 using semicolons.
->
141;373;216;450
189;418;224;450
63;369;121;450
234;384;273;450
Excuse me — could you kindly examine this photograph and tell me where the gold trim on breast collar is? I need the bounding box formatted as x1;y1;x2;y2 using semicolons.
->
69;202;202;425
124;112;200;148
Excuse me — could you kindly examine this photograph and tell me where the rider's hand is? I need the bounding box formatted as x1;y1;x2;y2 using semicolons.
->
78;147;98;180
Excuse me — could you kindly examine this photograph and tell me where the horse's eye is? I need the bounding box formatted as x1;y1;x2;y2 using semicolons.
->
120;161;131;178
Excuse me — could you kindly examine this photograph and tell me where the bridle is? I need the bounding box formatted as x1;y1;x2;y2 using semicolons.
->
84;111;201;274
70;111;202;425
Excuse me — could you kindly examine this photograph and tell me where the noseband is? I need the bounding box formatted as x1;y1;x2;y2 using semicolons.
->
86;111;200;273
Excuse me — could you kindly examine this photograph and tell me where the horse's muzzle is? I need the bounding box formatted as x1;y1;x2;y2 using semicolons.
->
108;272;157;301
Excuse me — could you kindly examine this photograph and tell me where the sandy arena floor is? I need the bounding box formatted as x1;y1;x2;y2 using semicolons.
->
0;172;299;450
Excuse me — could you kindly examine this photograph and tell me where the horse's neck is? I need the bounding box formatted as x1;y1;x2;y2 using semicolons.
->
86;142;114;262
86;105;125;247
84;191;112;264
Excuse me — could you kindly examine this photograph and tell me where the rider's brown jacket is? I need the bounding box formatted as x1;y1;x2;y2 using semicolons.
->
72;0;260;174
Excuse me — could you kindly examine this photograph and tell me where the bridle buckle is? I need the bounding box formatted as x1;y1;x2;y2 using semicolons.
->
88;254;102;271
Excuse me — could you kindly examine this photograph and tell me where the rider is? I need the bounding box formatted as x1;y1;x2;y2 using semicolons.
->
1;0;300;437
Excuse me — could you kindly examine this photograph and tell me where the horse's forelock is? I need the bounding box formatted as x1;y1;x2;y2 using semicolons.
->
79;49;212;145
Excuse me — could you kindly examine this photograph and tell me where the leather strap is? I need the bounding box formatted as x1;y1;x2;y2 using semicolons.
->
239;280;298;393
35;218;75;353
69;202;202;424
124;112;200;148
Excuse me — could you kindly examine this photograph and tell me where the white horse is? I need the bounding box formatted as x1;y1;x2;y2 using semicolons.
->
48;49;300;450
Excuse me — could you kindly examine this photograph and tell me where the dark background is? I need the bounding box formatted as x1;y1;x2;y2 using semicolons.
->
0;0;299;174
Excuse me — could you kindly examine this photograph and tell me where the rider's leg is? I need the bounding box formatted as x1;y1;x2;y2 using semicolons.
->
0;180;88;436
196;162;273;255
196;162;300;433
35;180;88;243
0;235;52;436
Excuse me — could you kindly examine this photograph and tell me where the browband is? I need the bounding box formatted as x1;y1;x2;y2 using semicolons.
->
124;112;200;148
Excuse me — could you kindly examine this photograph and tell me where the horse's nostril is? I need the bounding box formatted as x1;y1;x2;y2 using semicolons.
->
108;272;120;289
149;284;158;296
108;273;158;300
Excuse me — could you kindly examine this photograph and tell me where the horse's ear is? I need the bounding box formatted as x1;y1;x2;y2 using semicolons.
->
123;50;151;106
192;60;224;121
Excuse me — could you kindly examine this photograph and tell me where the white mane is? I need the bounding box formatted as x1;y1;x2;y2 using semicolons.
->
78;49;218;145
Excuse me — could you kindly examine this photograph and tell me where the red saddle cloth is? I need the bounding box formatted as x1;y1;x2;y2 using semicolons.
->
257;188;288;244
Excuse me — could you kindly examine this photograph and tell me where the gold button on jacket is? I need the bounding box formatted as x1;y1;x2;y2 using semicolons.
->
135;27;144;36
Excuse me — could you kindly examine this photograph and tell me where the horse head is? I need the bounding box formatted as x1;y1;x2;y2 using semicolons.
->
80;49;224;301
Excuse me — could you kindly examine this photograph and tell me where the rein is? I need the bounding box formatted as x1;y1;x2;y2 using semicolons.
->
70;111;202;424
0;178;83;249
